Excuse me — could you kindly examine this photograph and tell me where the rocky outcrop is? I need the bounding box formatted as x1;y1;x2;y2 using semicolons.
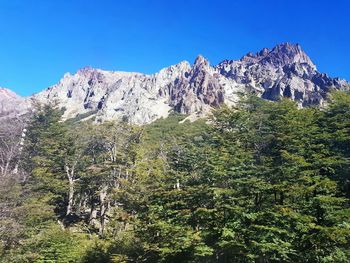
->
240;43;316;69
169;55;224;115
216;43;348;106
33;61;192;124
0;88;30;119
1;43;348;124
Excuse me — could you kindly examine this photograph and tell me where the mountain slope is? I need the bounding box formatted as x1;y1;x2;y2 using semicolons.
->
2;43;349;124
0;88;30;119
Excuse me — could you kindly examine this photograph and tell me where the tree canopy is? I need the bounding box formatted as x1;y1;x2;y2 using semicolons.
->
0;92;349;263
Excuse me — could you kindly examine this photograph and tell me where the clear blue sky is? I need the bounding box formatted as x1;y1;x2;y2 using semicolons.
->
0;0;349;96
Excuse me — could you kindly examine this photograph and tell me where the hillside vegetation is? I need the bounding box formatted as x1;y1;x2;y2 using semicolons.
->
0;92;349;263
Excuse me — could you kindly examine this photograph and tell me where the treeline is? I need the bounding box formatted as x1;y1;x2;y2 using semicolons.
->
0;92;349;262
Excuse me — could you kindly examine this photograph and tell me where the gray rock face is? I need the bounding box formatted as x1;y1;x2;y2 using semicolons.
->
1;43;348;124
169;55;224;114
216;43;348;107
240;43;316;68
0;88;30;120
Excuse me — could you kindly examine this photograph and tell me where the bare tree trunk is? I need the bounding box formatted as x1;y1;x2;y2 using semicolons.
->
176;179;180;190
65;165;76;216
13;128;27;175
99;184;108;236
0;121;25;178
3;160;10;177
89;203;97;222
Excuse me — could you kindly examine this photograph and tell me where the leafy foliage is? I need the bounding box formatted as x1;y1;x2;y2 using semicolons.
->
1;93;349;262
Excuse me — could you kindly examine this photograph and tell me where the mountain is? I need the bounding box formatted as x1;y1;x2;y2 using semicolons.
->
216;43;348;104
0;88;30;119
2;43;349;124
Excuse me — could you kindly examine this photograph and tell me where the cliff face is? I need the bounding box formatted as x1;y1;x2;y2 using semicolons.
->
2;43;348;124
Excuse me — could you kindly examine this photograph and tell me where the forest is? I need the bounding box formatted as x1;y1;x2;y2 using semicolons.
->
0;92;349;263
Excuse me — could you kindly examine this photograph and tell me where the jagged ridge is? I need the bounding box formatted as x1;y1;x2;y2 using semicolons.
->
2;43;349;124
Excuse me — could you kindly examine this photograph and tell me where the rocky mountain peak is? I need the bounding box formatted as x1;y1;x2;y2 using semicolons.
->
264;42;316;68
0;88;30;119
193;55;210;68
1;43;348;124
0;87;17;99
77;66;96;75
168;55;224;115
258;47;270;57
240;43;316;69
